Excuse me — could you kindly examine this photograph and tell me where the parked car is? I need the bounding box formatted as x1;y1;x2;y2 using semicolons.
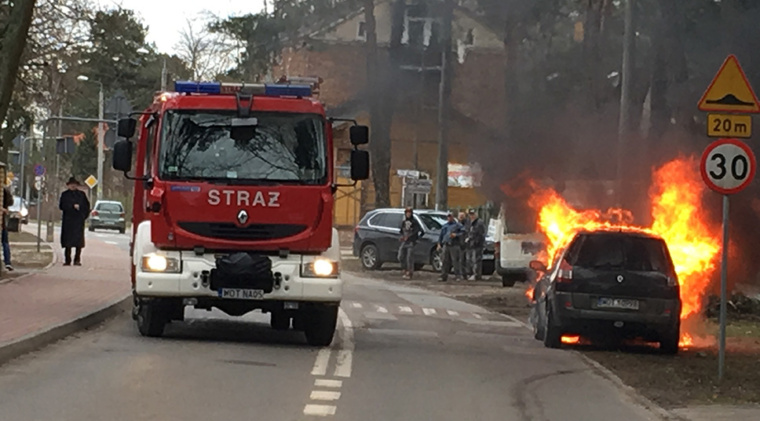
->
7;196;29;232
89;200;126;233
353;208;495;274
491;205;547;287
529;230;681;354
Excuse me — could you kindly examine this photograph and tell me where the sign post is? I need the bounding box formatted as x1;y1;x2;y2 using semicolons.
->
698;54;760;381
700;139;756;381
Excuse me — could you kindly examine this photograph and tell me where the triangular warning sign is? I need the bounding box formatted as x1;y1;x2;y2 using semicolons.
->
698;55;760;113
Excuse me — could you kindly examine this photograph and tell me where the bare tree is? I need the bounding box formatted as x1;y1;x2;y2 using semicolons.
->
0;0;37;144
175;18;237;80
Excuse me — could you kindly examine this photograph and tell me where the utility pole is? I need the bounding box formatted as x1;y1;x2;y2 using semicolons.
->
435;0;453;211
616;0;635;208
96;83;104;202
161;58;168;91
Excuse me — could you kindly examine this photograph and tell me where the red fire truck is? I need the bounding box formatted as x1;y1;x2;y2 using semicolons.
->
112;79;369;346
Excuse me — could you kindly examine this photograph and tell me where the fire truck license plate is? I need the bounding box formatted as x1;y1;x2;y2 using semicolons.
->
219;288;265;300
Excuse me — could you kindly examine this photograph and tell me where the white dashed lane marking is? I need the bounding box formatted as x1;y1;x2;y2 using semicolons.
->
376;306;388;313
422;308;437;316
399;306;413;313
310;391;342;401
315;379;343;388
303;404;337;417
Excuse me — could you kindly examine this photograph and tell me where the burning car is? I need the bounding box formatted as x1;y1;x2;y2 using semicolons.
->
529;230;682;354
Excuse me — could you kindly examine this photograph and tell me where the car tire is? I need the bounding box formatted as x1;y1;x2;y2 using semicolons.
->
431;249;442;272
119;228;126;234
89;226;95;232
360;244;381;270
270;311;291;331
304;305;338;347
543;308;562;349
501;274;518;287
136;301;168;338
659;325;680;355
413;263;424;271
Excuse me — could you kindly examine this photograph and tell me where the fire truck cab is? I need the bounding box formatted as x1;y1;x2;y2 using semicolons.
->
112;79;370;346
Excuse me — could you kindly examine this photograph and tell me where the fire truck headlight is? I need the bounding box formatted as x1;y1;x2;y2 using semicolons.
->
301;258;339;278
141;253;181;273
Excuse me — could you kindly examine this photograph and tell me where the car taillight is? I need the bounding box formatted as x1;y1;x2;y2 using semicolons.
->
354;225;360;234
557;261;573;283
494;241;500;257
120;212;125;217
91;211;99;216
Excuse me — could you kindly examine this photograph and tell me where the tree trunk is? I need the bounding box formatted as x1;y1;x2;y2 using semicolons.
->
582;0;604;110
364;0;394;208
0;0;37;147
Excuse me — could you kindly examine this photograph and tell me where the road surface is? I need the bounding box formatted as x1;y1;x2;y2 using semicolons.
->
0;232;661;421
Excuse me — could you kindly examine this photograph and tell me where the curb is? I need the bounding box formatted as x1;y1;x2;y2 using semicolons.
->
577;352;688;421
0;237;57;286
0;295;130;367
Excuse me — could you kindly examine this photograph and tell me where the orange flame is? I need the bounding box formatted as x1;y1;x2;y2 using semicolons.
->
524;156;720;346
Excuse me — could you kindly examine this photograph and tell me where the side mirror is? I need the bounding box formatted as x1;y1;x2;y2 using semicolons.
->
350;125;369;146
529;260;547;272
112;140;133;172
117;118;137;138
350;150;370;180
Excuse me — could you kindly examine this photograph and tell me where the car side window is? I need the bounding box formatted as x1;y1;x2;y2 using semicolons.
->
367;213;385;227
383;213;404;229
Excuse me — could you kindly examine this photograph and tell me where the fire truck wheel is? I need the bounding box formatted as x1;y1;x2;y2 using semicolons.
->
270;311;291;331
136;301;168;338
304;305;338;347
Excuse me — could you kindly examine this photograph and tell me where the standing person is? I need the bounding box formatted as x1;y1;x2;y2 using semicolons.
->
466;209;487;281
2;185;13;271
59;177;90;266
437;212;463;282
458;211;471;278
398;207;424;280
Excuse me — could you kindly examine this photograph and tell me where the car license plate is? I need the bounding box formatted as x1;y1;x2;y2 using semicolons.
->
597;298;639;310
218;288;265;300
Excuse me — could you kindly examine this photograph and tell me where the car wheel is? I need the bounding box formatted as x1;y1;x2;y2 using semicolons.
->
413;263;424;271
501;274;518;287
543;308;562;349
89;226;95;232
482;261;495;276
360;244;381;270
659;325;680;355
304;305;338;347
270;311;291;331
119;228;126;234
136;301;168;338
431;249;442;272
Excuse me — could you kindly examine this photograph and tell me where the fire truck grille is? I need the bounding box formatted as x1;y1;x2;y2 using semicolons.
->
178;222;308;241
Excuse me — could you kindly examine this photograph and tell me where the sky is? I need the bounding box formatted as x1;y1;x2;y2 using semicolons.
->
95;0;266;53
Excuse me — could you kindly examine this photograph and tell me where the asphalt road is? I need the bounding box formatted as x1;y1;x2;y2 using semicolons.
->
0;243;661;421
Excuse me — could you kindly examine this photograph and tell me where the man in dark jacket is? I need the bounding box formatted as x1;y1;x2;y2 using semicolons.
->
2;186;13;271
459;211;471;278
437;212;464;282
465;209;486;280
59;177;90;266
398;207;424;279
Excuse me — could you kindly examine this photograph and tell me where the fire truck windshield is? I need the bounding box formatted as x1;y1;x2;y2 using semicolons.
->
158;110;327;184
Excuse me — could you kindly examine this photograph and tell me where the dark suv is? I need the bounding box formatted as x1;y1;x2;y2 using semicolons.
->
353;209;447;271
530;230;681;354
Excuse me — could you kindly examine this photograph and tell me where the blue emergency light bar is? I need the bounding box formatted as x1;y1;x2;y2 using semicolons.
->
173;81;312;97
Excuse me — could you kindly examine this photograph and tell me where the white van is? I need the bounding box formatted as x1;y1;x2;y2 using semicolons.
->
491;206;546;287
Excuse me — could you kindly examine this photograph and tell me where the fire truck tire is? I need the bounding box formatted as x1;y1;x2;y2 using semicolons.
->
270;311;291;331
543;308;562;349
136;301;168;338
304;305;338;347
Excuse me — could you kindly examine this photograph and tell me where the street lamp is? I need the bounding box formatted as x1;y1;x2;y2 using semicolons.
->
76;75;105;202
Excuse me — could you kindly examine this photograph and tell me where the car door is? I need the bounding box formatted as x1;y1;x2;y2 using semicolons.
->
376;212;404;262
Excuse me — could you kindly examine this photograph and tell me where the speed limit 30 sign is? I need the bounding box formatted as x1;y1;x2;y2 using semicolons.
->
700;138;756;195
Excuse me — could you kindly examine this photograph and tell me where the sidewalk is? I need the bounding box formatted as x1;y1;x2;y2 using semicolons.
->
0;230;131;365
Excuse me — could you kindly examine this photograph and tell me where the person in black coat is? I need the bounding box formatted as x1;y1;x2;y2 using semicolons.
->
59;177;90;266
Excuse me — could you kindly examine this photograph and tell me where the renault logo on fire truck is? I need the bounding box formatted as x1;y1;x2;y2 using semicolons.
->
237;209;249;225
207;189;281;208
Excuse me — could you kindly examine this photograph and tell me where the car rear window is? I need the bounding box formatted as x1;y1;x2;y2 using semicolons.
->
97;203;123;212
569;234;673;273
369;212;403;229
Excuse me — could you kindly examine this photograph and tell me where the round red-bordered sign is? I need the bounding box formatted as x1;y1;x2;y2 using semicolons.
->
700;138;756;195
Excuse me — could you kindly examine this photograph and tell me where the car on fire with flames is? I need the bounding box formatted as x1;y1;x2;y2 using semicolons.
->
528;230;682;354
111;79;370;346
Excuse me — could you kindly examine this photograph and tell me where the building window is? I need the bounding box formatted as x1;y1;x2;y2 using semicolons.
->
357;21;366;40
